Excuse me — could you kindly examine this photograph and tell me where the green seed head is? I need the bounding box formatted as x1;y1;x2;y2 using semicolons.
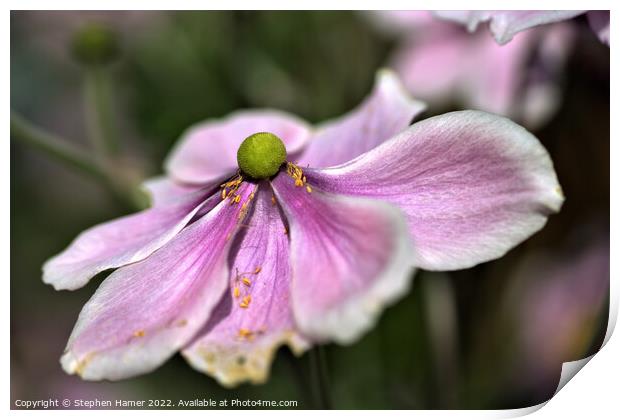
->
237;132;287;179
71;23;120;67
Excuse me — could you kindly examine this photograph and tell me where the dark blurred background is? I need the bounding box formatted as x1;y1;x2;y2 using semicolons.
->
10;11;609;409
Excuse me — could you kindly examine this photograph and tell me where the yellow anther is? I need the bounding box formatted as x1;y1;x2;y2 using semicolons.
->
220;173;243;203
133;330;145;337
234;195;241;203
238;328;252;339
254;266;262;274
306;185;313;193
287;162;307;187
242;277;251;286
239;295;252;308
271;195;277;205
233;286;240;298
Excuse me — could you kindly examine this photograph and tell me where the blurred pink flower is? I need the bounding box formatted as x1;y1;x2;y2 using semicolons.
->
511;237;609;385
43;71;563;386
372;11;575;129
435;10;609;46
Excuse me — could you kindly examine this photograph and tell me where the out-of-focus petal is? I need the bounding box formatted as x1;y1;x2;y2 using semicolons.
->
306;111;564;271
513;237;609;379
435;10;585;44
298;70;426;168
364;10;436;36
60;183;257;381
391;17;574;129
43;187;216;291
587;11;610;45
519;24;576;128
433;10;493;32
271;172;414;344
165;110;312;183
183;186;308;387
391;30;471;107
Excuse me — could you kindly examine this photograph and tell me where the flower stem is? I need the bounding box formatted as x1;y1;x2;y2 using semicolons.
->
11;111;143;211
11;111;108;182
84;67;119;161
309;346;332;409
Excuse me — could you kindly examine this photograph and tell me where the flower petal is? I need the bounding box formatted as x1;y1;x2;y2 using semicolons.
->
297;70;426;168
306;110;564;271
183;186;308;387
587;11;610;46
165;110;312;183
43;187;216;291
435;10;585;45
141;176;213;207
60;183;257;381
391;28;471;108
270;172;414;344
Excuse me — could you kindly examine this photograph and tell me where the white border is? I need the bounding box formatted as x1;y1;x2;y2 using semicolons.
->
4;1;617;418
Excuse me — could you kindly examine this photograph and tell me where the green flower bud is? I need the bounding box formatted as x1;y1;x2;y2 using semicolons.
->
237;132;287;179
71;23;120;67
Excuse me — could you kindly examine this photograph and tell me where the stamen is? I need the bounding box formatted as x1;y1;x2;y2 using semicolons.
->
133;330;145;338
238;328;253;340
233;286;240;298
242;277;251;286
286;162;313;193
219;173;244;203
254;266;262;274
239;295;252;309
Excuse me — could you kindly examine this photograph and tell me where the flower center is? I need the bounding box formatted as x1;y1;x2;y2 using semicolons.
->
236;132;287;179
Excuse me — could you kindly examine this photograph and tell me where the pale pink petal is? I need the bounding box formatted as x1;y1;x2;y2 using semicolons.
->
433;10;494;32
464;30;536;117
391;29;471;107
43;187;216;291
435;10;585;44
487;10;584;45
271;172;414;344
365;10;436;36
297;70;426;168
165;110;311;183
183;186;308;386
306;111;564;271
60;183;257;380
392;20;574;129
141;176;215;207
587;11;610;45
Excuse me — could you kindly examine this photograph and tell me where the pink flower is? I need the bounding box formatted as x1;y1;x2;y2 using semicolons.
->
509;236;609;388
372;11;575;129
43;71;563;386
435;10;609;46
